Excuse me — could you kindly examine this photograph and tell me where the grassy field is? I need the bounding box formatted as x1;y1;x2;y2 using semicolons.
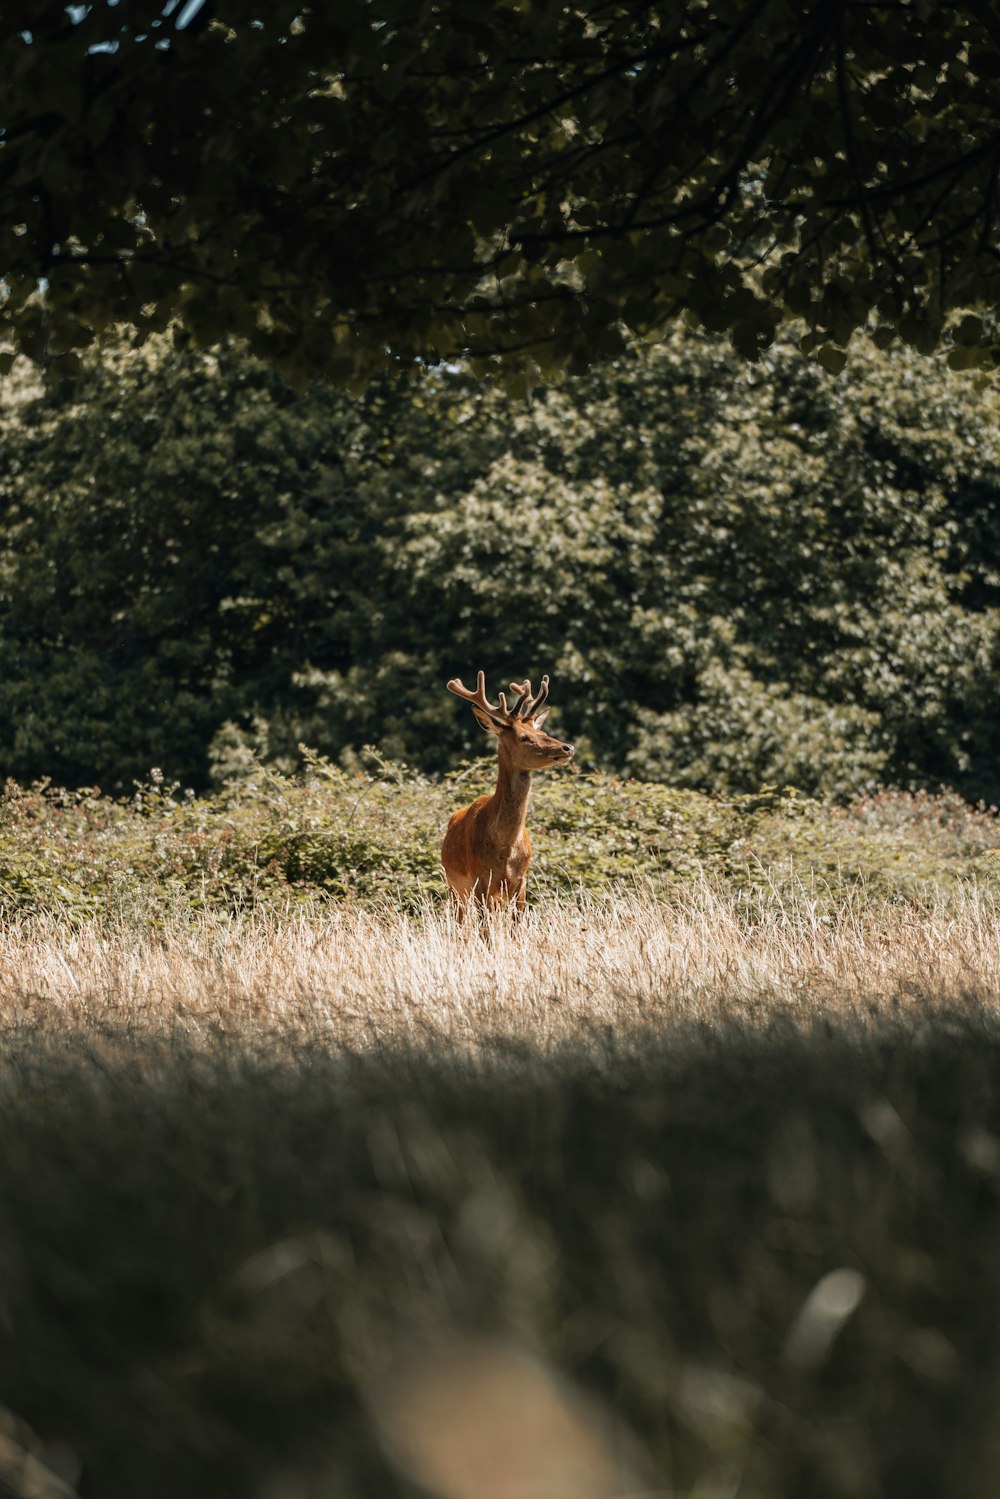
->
3;771;1000;1497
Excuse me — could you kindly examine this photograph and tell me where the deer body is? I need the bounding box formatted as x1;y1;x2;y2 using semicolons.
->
442;672;574;917
442;769;533;913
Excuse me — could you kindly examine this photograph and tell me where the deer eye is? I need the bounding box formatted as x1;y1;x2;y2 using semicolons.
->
519;733;528;742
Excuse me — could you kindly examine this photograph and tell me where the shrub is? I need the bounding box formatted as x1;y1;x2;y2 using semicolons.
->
2;763;999;923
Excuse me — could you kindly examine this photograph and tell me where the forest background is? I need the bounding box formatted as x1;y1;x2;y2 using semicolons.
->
2;326;999;807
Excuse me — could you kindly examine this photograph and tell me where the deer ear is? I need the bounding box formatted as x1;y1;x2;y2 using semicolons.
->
533;709;551;727
471;705;505;735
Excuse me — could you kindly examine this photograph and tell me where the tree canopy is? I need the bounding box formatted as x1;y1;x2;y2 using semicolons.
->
4;1;1000;385
2;327;999;800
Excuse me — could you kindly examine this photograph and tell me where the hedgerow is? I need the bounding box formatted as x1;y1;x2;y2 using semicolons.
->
3;759;999;922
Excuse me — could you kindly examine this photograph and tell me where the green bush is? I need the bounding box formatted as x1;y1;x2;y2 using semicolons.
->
3;764;999;923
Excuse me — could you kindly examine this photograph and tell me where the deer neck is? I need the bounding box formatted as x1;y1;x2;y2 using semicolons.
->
489;755;532;850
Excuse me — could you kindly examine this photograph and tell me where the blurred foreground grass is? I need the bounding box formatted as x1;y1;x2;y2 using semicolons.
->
3;1002;1000;1499
3;766;1000;1497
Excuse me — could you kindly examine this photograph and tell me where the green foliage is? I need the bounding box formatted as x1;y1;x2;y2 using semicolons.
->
0;758;448;920
0;341;436;789
627;665;887;803
2;327;1000;801
5;4;1000;382
3;767;1000;924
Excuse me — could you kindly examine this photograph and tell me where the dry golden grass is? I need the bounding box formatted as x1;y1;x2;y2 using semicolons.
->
2;880;999;1049
6;883;1000;1498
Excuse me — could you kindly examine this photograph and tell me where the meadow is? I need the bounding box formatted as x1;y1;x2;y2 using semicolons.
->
3;765;1000;1498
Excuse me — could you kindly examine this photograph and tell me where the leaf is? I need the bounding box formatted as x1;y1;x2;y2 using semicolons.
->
817;345;848;375
956;314;985;347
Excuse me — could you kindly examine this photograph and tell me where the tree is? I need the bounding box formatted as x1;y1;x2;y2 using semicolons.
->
2;328;1000;800
0;342;409;787
4;2;1000;387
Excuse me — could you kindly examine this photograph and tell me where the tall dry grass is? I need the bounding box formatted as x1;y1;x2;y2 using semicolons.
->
6;885;1000;1499
1;881;998;1050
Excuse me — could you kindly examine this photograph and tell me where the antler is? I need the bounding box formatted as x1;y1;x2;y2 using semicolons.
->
447;671;552;724
507;675;550;719
446;671;505;719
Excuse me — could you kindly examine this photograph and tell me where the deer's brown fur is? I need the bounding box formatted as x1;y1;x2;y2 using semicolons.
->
442;673;574;918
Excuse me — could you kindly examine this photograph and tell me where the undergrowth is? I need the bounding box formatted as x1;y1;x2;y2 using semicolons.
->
2;753;999;922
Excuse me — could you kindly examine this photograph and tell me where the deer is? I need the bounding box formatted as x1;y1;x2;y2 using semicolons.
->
442;671;575;919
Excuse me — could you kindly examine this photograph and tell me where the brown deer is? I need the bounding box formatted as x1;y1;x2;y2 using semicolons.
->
442;671;575;918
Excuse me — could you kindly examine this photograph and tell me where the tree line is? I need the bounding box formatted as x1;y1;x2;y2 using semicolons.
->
1;329;998;802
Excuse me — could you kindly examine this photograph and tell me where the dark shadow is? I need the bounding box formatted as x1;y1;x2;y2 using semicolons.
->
2;1006;999;1497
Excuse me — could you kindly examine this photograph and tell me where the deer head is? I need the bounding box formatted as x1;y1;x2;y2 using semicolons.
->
447;671;575;772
